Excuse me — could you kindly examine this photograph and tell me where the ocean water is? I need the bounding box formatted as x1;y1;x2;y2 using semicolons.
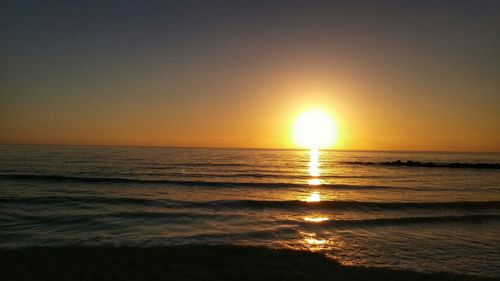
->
1;145;499;277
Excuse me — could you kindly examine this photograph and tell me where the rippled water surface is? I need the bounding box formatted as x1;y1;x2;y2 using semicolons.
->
1;145;499;277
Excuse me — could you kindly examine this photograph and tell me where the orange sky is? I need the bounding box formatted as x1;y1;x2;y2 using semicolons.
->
2;61;498;152
1;1;499;152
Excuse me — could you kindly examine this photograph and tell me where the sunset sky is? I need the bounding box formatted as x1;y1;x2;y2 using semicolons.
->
1;0;499;151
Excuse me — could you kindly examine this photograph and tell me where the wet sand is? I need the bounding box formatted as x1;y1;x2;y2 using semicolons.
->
0;245;494;281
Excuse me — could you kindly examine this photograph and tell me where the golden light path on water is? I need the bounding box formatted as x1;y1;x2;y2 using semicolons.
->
301;148;330;249
304;148;324;204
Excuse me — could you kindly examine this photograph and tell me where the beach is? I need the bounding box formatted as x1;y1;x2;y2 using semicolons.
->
1;245;495;281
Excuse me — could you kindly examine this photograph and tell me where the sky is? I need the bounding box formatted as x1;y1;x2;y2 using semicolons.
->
1;0;499;151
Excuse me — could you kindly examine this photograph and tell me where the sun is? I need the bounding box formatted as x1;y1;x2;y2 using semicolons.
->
293;110;339;149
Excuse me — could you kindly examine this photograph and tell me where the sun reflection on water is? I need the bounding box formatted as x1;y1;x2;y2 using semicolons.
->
304;217;329;222
306;148;322;199
299;149;335;251
305;238;327;245
307;178;322;186
308;149;320;177
306;148;323;201
308;148;320;176
305;191;321;202
298;231;330;251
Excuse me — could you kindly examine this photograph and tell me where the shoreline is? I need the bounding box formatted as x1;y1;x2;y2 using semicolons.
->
0;245;495;281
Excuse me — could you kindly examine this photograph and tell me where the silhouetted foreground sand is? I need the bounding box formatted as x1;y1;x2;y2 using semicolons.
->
0;245;495;281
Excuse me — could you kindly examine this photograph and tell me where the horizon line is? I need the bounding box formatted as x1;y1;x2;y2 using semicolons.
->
1;142;499;154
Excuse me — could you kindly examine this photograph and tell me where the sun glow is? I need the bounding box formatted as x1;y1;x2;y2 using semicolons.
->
293;110;338;149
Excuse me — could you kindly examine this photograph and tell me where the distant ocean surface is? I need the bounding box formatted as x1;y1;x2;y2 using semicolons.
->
1;145;499;277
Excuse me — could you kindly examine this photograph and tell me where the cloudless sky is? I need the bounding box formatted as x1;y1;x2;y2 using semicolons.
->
1;0;499;151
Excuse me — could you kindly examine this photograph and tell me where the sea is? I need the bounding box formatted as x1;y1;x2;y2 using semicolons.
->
1;145;499;277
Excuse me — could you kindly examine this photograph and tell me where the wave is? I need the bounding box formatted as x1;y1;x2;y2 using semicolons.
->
342;160;500;169
3;195;500;211
0;174;396;190
6;211;226;223
163;172;382;179
202;199;500;211
303;214;500;227
0;195;175;207
143;162;251;168
5;211;498;231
